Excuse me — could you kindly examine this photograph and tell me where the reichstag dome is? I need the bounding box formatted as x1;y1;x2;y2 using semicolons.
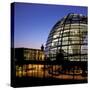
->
45;13;87;62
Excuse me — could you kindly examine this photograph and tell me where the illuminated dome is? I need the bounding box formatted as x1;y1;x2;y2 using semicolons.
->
45;13;87;61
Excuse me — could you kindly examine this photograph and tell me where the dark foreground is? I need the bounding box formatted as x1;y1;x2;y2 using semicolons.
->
11;77;87;88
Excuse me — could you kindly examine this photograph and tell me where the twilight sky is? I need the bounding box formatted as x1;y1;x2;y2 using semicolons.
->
14;2;87;49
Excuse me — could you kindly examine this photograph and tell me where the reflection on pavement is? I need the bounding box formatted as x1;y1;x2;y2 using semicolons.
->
16;64;87;80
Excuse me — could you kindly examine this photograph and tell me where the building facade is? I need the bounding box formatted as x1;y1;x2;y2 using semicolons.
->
15;48;45;62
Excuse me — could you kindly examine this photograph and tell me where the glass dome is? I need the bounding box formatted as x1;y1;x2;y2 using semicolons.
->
45;13;87;62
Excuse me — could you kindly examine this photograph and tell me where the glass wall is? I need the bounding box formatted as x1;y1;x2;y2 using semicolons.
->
45;13;87;62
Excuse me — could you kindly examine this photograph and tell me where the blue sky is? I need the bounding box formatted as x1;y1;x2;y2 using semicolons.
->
14;2;87;49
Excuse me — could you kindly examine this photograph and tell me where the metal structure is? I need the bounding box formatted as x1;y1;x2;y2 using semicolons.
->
45;13;87;62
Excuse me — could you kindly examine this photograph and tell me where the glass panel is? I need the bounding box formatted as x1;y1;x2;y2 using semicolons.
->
62;40;68;45
71;24;79;29
62;37;68;41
